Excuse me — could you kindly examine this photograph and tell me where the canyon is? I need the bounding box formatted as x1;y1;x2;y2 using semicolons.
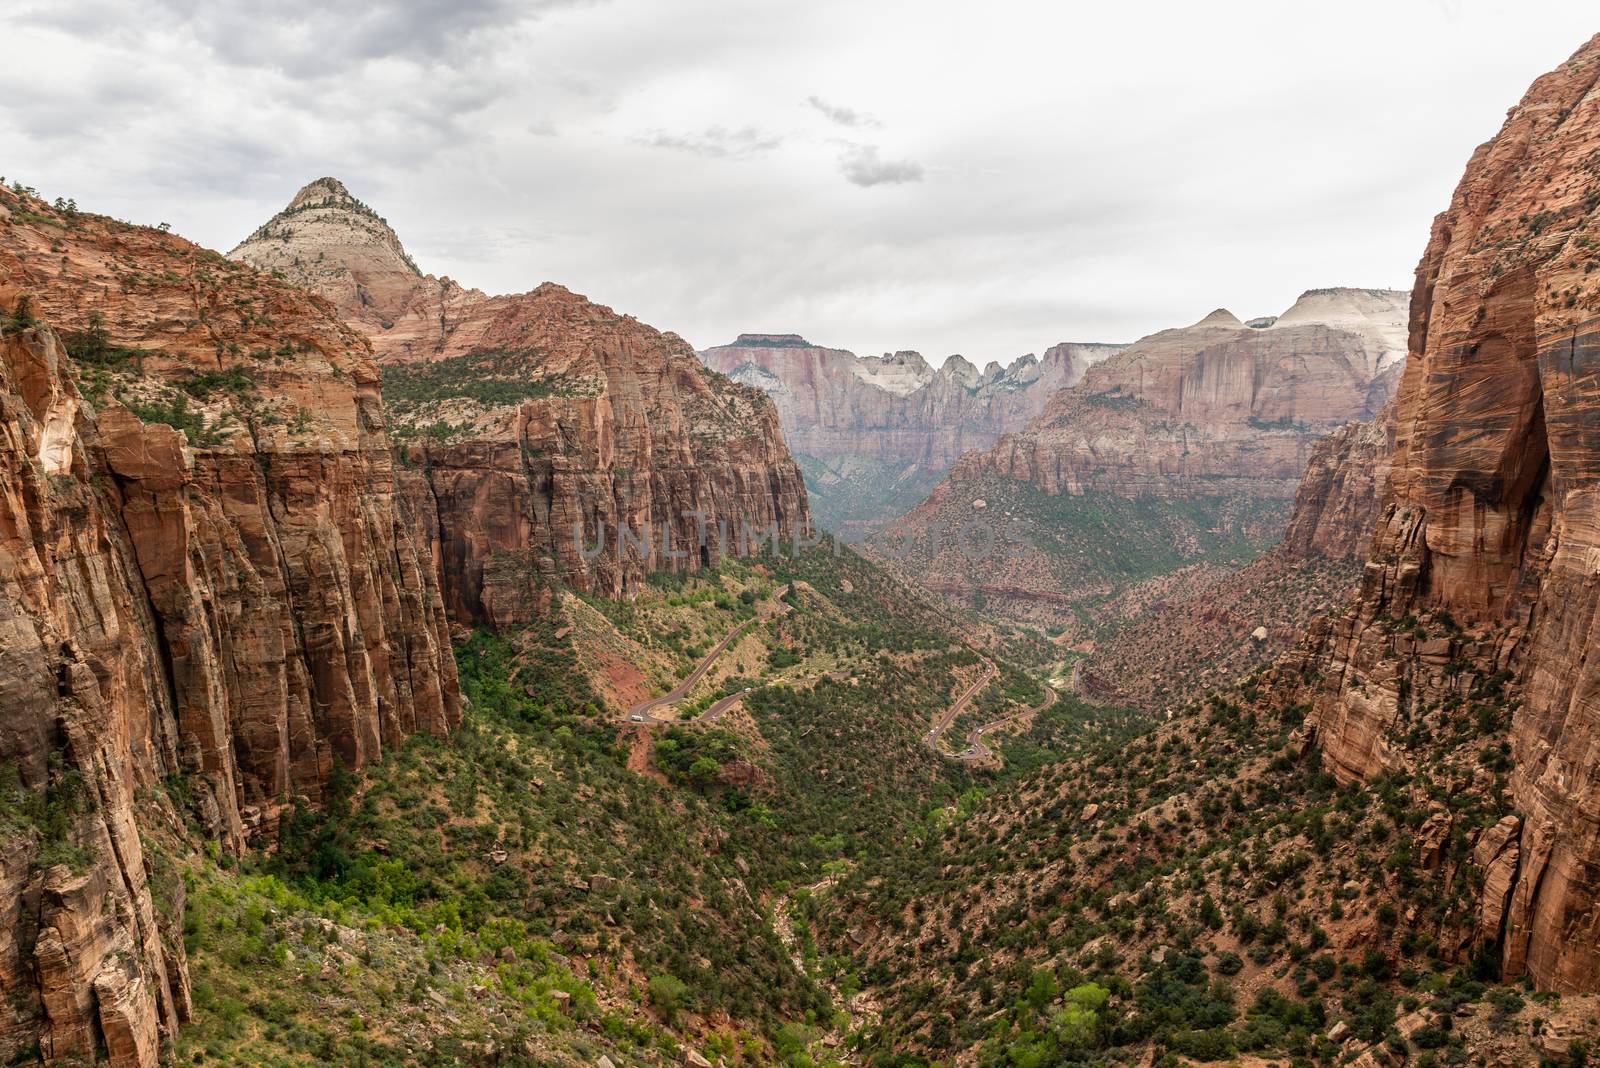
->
230;180;808;626
700;333;1122;538
8;23;1600;1068
867;287;1408;616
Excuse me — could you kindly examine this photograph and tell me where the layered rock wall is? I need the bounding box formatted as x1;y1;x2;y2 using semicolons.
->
961;292;1407;501
1302;33;1600;991
0;186;459;1064
1280;415;1395;561
700;334;1122;472
232;181;809;622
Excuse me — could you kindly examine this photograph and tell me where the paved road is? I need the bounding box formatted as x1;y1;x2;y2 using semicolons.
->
625;590;1051;767
698;686;755;724
920;645;1059;763
922;651;998;752
625;586;787;726
955;681;1058;762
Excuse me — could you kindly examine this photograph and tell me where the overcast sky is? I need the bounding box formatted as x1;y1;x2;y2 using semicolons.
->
4;2;1597;365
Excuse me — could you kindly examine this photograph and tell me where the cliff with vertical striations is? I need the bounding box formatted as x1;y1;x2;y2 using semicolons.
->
1279;414;1395;561
1303;32;1600;992
231;180;809;624
0;184;459;1066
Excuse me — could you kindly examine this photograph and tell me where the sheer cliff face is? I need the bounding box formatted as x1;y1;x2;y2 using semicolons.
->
0;187;459;1065
700;334;1123;469
1280;415;1395;562
1305;34;1600;991
231;180;808;624
963;291;1408;499
699;334;1123;538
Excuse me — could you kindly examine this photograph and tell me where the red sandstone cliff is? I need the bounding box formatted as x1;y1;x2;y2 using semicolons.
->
1280;414;1395;561
1303;33;1600;992
230;180;808;623
0;186;459;1065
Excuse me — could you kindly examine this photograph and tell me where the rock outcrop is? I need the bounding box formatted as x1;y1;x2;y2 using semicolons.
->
700;334;1122;538
1302;33;1600;992
0;185;459;1064
232;180;808;623
963;289;1407;500
1280;414;1395;561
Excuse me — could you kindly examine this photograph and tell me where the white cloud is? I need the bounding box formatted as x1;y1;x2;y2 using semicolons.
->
634;125;785;159
807;96;879;129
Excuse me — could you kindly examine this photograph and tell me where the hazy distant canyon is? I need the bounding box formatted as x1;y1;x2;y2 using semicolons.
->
706;287;1406;541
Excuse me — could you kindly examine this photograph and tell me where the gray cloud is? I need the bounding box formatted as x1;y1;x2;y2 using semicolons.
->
20;0;600;72
634;125;784;160
807;96;879;128
3;0;1596;366
838;144;924;187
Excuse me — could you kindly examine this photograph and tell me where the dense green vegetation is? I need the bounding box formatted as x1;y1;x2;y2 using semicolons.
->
0;754;96;873
381;350;589;421
160;526;1533;1068
810;606;1538;1067
165;541;1136;1066
125;390;233;445
177;626;826;1065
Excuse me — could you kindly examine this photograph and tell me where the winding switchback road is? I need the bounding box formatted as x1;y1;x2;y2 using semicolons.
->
626;585;788;725
922;648;1058;764
955;681;1058;762
922;651;998;753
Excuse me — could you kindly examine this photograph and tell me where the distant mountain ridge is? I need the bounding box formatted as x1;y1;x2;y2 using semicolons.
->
869;286;1409;617
958;287;1409;500
700;333;1124;538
